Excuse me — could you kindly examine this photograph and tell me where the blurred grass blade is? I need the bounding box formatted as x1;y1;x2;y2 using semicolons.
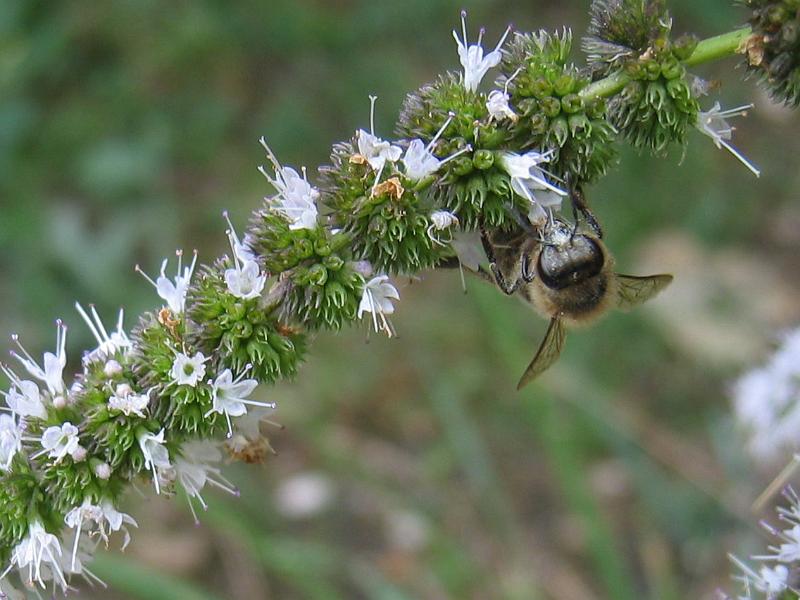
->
470;284;638;600
91;553;225;600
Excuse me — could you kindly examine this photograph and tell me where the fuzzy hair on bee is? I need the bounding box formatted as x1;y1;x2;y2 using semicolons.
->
445;210;672;389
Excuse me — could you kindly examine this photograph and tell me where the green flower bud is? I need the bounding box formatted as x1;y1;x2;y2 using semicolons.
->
672;33;699;60
450;156;474;176
553;73;576;96
531;77;554;99
323;254;344;271
660;55;684;80
473;149;495;170
540;96;562;118
530;113;549;135
561;93;584;114
307;263;328;286
548;116;570;147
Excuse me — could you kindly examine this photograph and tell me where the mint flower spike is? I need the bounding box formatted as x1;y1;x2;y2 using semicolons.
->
135;249;198;315
1;520;68;593
402;112;473;181
257;140;319;231
696;102;760;178
453;10;511;92
358;275;400;338
10;321;67;398
74;302;131;364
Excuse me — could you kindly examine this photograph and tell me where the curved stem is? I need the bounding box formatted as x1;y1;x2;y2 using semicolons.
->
579;26;753;101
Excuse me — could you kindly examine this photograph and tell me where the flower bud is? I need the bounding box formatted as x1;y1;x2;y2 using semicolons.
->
472;149;495;170
104;360;123;378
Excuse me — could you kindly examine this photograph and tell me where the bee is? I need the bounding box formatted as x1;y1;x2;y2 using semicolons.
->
451;192;672;389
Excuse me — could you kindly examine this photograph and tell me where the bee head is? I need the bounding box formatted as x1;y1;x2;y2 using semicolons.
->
537;234;605;290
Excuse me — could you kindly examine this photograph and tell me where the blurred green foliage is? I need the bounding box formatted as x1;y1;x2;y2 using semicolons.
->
2;0;800;598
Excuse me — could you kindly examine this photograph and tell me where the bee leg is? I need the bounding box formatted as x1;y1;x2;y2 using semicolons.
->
435;256;495;286
521;253;535;283
508;206;538;236
480;225;523;295
570;183;603;238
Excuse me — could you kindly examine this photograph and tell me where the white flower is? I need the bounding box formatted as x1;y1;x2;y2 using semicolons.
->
0;414;22;471
205;369;272;437
65;498;137;571
732;327;800;463
402;113;473;182
136;249;198;314
486;67;523;123
498;150;567;223
4;520;67;591
39;422;80;463
757;565;790;594
2;377;46;420
696;102;760;177
427;210;459;246
355;95;402;172
452;10;511;92
257;145;319;230
486;90;517;122
104;359;123;377
774;524;800;562
402;139;443;181
107;385;150;418
75;303;131;363
10;321;67;397
137;428;171;494
170;351;208;387
175;441;238;523
223;215;267;300
224;258;266;300
358;275;400;338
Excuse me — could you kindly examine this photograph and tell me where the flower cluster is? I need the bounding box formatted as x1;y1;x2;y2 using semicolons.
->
0;1;792;595
732;327;800;464
722;487;800;599
500;28;618;182
744;0;800;106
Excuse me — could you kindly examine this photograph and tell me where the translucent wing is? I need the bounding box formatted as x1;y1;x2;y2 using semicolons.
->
615;274;673;311
517;317;566;390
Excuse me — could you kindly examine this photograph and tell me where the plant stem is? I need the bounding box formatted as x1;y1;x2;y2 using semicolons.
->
579;26;753;101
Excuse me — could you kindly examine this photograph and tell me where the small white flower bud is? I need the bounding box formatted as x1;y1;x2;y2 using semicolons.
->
94;462;112;480
70;445;87;462
52;395;67;409
104;360;123;378
115;383;133;398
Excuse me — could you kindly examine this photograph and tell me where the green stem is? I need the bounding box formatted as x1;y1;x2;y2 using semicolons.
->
579;26;753;101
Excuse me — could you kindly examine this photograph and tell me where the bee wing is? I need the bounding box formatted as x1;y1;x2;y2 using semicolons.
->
615;274;673;311
517;317;566;390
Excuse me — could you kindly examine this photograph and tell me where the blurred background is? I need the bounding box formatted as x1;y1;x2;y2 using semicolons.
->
2;0;800;598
